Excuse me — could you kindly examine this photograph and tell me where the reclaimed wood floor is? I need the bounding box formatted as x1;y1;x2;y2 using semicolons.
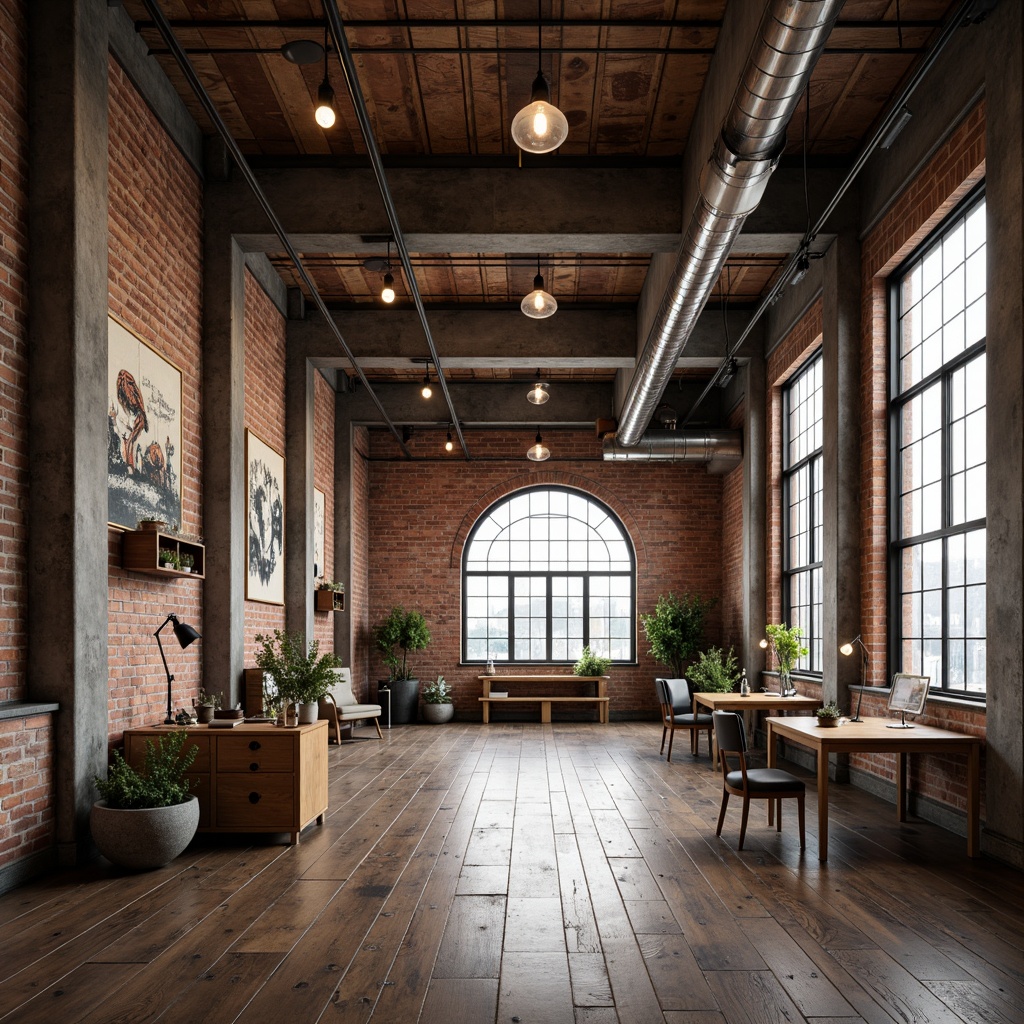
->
0;721;1021;1024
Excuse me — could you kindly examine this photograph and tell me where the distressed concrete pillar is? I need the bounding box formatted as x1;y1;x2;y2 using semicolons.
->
983;0;1024;867
285;341;315;643
202;231;247;704
821;233;863;715
742;356;766;681
27;0;111;865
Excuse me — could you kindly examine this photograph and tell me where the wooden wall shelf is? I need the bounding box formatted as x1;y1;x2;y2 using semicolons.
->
314;590;345;612
121;529;205;579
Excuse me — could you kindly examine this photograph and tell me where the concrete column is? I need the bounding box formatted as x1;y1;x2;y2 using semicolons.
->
983;0;1024;868
285;340;315;643
742;356;766;681
27;0;111;865
821;233;863;714
202;232;247;705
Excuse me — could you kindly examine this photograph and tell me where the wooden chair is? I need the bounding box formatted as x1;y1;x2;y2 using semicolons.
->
319;668;384;743
712;710;805;850
656;678;713;761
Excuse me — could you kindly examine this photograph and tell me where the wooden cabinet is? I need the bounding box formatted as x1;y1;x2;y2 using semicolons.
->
314;589;345;612
125;721;328;844
121;529;205;579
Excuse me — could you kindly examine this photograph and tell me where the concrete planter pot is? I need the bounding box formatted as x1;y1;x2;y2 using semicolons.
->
297;701;319;725
422;703;454;724
90;795;199;870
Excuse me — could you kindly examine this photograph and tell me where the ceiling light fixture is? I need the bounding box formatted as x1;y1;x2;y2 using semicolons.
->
527;369;550;405
527;430;550;462
421;365;433;399
510;0;568;154
314;22;335;129
790;248;811;287
363;240;397;302
521;257;557;319
381;270;395;304
445;424;454;452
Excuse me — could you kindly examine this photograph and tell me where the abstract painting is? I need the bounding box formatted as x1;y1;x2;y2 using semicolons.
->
246;429;285;605
107;316;183;530
313;486;325;579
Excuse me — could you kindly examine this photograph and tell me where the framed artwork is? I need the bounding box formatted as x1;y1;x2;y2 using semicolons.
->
107;315;183;530
313;487;326;579
246;429;285;605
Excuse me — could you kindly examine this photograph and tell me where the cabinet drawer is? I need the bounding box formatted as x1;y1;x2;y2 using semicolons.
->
215;775;295;829
216;735;293;773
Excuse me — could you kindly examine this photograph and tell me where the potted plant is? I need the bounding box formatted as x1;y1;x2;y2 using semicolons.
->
180;552;194;573
421;674;455;724
137;517;168;532
764;623;808;696
254;629;341;725
373;607;431;724
90;730;199;870
192;688;221;724
816;701;843;727
686;645;741;694
641;592;715;678
573;646;611;677
315;577;345;612
159;547;180;570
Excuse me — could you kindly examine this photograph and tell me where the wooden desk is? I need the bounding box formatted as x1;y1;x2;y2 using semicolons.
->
766;715;983;862
693;691;820;761
478;674;609;723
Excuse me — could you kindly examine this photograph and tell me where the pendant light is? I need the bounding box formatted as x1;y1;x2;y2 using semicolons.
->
421;364;433;399
527;369;550;405
445;424;454;452
527;430;550;462
510;1;568;154
314;22;336;129
521;257;557;319
381;240;396;302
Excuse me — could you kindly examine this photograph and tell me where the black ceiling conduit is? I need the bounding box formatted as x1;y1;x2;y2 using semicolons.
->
323;0;470;460
139;0;415;459
682;0;997;427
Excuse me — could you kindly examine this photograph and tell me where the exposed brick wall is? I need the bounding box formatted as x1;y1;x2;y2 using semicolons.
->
0;0;28;705
243;271;286;662
0;715;54;865
106;55;203;739
855;102;986;809
350;426;370;698
312;372;335;649
363;427;725;719
720;403;745;649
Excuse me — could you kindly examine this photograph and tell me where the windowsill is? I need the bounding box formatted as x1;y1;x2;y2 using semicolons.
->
849;684;986;715
0;700;60;720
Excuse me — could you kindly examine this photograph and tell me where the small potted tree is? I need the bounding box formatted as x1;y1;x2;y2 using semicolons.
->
816;701;843;727
640;592;715;678
374;607;431;724
573;645;611;677
255;629;341;725
90;730;199;870
421;675;454;724
686;645;741;694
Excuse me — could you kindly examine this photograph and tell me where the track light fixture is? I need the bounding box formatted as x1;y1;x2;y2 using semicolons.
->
521;257;557;319
314;22;335;129
527;430;550;462
527;369;550;405
510;0;568;154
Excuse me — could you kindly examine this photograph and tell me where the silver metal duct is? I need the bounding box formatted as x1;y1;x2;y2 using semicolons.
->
615;0;844;446
602;430;742;463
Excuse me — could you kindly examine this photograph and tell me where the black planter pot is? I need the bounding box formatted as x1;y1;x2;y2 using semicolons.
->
381;678;420;724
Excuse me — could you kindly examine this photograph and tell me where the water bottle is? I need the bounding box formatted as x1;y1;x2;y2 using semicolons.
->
740;668;750;697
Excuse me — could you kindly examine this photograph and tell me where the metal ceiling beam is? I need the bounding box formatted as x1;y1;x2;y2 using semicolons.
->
138;0;413;459
149;45;924;56
323;0;469;459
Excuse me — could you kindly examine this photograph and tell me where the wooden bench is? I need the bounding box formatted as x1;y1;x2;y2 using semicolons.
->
478;674;610;724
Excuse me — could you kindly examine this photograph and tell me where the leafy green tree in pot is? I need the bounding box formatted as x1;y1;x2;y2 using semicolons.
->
254;629;341;708
374;607;431;682
640;592;715;678
686;645;741;694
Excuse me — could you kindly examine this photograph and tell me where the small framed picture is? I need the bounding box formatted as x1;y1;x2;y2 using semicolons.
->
246;429;285;605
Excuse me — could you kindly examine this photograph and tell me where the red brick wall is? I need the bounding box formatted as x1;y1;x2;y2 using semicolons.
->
243;272;286;662
0;715;54;866
350;426;370;698
363;427;725;718
312;372;335;649
855;102;987;811
106;56;204;739
720;403;745;650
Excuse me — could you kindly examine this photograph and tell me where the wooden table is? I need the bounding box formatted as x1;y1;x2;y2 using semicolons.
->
766;715;983;862
693;691;821;761
478;674;609;723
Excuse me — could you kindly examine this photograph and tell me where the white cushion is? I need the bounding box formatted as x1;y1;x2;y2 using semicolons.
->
322;668;381;721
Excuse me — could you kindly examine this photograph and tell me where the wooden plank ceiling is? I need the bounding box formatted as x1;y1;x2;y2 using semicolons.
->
121;0;958;381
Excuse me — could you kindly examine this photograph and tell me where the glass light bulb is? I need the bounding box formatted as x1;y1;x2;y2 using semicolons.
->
840;643;854;656
315;103;336;129
421;384;432;399
381;284;395;303
445;439;454;452
315;79;336;129
511;97;569;154
533;290;545;312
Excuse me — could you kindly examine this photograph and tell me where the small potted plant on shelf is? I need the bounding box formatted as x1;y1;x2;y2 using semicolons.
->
90;730;199;870
192;688;221;724
137;517;168;532
180;552;194;573
816;701;843;727
421;674;455;724
315;577;345;612
573;645;611;677
159;548;180;570
255;629;341;725
686;645;741;694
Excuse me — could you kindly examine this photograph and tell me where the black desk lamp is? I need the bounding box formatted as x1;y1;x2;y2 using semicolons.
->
155;613;201;724
840;634;869;722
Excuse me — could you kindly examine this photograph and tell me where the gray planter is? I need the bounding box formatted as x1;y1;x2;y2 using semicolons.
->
90;795;200;870
422;703;454;724
387;678;420;724
297;701;319;724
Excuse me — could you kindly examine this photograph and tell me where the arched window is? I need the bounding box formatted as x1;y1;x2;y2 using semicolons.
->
463;487;636;664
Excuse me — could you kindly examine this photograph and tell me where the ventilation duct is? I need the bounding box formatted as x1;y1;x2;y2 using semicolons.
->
615;0;844;446
601;430;742;466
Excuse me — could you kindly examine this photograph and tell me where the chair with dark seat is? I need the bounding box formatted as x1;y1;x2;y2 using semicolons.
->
656;678;713;761
712;710;805;850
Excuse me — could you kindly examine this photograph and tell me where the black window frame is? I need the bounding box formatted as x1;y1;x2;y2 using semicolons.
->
461;485;637;665
888;185;987;700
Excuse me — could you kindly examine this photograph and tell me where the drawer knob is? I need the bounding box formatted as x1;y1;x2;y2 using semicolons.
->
249;762;260;772
249;792;261;804
249;740;261;751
